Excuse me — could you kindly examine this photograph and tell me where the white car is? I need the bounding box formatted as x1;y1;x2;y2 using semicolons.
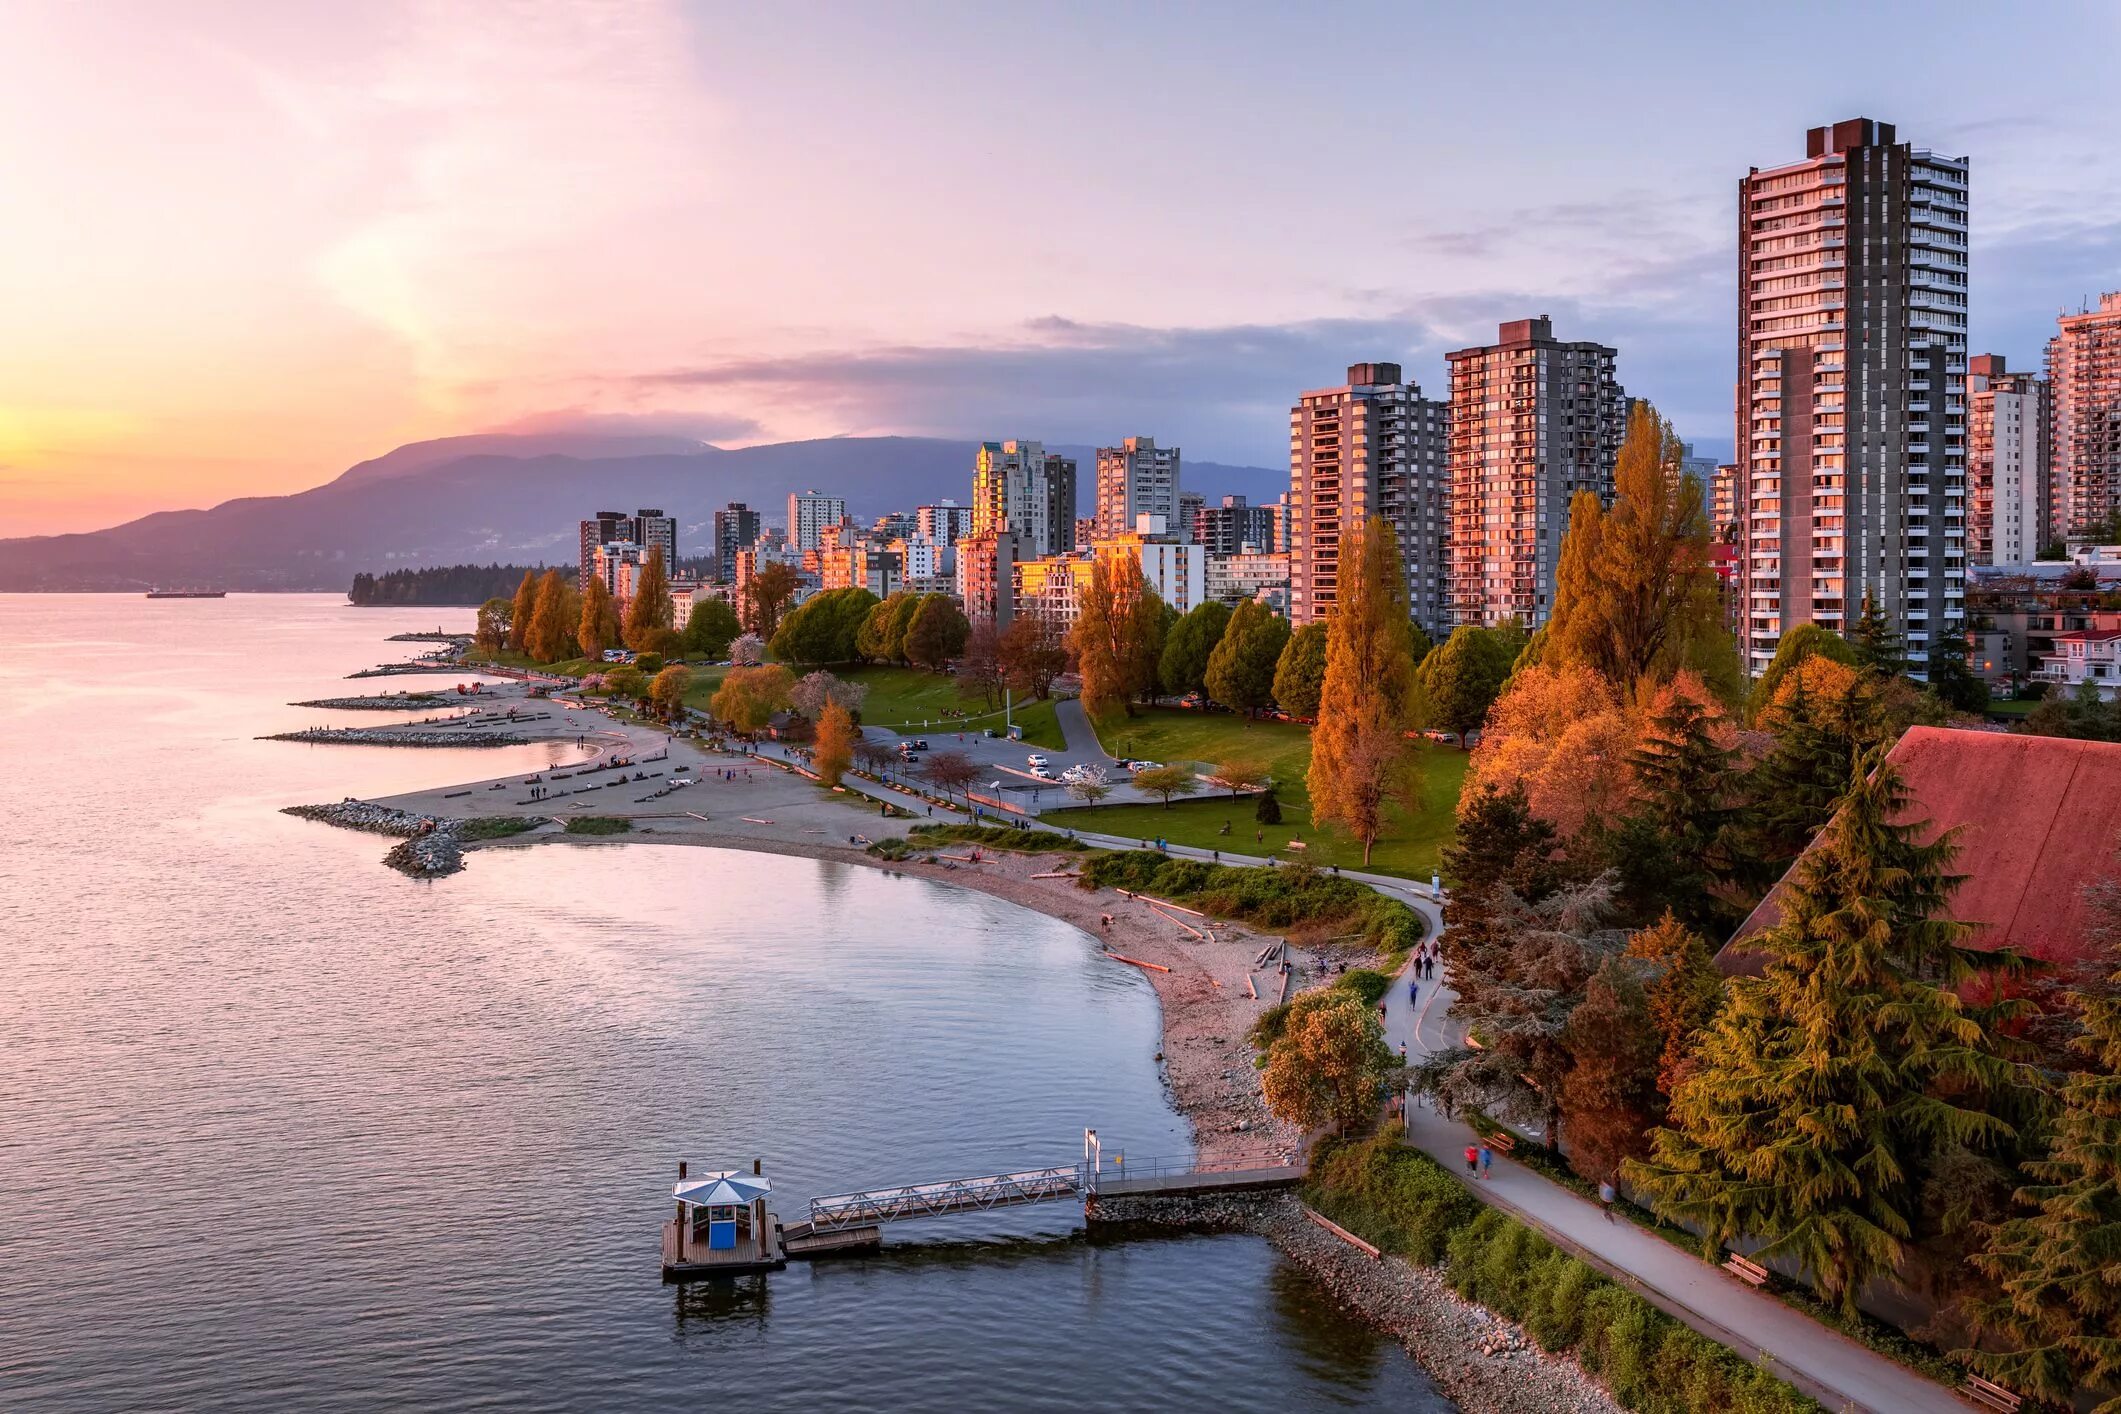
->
1029;766;1058;781
1127;760;1165;773
1060;763;1102;784
1026;754;1049;768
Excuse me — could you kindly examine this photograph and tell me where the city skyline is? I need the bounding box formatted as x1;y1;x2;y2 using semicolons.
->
5;1;2121;536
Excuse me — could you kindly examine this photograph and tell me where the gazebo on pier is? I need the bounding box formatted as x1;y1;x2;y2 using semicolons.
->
662;1162;786;1280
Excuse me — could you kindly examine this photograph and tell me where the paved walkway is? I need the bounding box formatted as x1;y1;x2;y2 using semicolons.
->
1388;960;1968;1413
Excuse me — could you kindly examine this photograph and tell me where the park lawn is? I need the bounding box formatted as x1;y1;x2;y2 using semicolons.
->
1053;706;1469;879
1984;696;2037;718
835;665;1066;751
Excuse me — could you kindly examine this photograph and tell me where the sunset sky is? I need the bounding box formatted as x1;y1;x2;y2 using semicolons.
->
4;0;2118;536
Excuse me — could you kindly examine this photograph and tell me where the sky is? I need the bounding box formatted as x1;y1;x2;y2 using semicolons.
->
4;1;2119;537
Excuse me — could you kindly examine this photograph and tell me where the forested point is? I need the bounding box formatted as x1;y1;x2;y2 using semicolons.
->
348;565;552;606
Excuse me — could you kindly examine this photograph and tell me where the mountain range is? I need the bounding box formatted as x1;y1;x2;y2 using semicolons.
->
0;435;1286;592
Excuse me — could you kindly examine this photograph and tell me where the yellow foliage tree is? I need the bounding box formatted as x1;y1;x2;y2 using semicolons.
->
710;664;795;735
524;568;578;664
1463;661;1639;841
1309;516;1422;863
1261;988;1391;1132
577;576;621;659
623;547;674;651
507;570;538;653
1546;402;1724;699
813;700;857;786
1071;553;1162;721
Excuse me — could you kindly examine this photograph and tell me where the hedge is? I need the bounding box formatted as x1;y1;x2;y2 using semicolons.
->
868;824;1088;861
1076;852;1424;954
1306;1129;1821;1414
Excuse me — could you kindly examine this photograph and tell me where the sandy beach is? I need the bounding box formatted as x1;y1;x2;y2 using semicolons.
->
289;676;1331;1164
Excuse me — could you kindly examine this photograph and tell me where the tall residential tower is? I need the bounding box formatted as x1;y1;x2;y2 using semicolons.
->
1287;362;1451;635
1736;117;1968;673
1445;317;1624;629
2047;292;2121;539
971;440;1077;557
1968;355;2048;565
1094;437;1182;539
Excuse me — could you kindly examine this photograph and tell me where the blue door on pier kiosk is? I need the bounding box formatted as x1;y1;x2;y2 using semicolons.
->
707;1205;737;1250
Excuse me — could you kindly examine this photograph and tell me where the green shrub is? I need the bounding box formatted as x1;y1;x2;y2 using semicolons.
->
563;816;632;835
1336;968;1393;1006
1302;1131;1822;1414
1077;853;1425;952
904;823;1086;853
456;816;538;841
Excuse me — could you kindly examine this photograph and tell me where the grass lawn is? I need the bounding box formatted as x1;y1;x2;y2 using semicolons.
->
1045;706;1469;879
1984;696;2037;718
834;665;1067;751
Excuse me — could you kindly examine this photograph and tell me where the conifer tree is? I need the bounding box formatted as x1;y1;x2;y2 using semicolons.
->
1846;592;1907;679
1625;912;1725;1096
1561;954;1665;1182
508;570;538;653
1609;680;1739;930
1309;517;1420;862
622;547;673;651
1968;951;2121;1407
1626;753;2024;1315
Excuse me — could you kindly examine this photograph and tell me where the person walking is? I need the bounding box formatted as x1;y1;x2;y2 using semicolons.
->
1463;1144;1478;1175
1478;1145;1493;1180
1599;1179;1617;1222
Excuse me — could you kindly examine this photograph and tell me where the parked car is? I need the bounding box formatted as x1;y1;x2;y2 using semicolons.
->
1029;766;1057;781
1126;760;1165;773
1026;753;1049;768
912;739;930;750
1060;764;1099;783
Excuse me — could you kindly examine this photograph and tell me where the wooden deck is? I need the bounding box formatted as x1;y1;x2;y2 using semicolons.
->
782;1221;882;1259
660;1218;787;1280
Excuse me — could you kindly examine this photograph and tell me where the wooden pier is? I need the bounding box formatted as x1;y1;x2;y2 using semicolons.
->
662;1215;786;1280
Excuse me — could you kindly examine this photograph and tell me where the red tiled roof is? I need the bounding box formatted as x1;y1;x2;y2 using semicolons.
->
1719;726;2121;975
2051;629;2121;643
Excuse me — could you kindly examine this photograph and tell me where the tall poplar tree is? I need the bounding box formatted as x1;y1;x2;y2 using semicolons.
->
1546;402;1719;695
1968;949;2121;1408
1309;516;1420;863
525;569;576;663
508;570;538;653
1626;752;2024;1315
623;547;673;651
577;576;620;659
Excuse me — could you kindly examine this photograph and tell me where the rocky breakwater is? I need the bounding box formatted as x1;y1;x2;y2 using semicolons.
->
290;694;453;710
347;660;464;678
263;725;529;747
1092;1191;1620;1414
281;800;467;878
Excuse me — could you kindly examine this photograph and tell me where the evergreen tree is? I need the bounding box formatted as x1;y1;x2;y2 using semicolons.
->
2021;677;2121;743
1272;621;1329;718
1309;516;1421;863
577;576;620;659
1846;592;1907;679
622;547;673;651
1159;601;1231;697
1560;954;1665;1183
1727;675;1867;907
1254;784;1282;825
1625;753;2024;1316
508;570;538;653
1609;682;1739;930
1625;912;1725;1097
1926;628;1990;714
1967;952;2121;1408
1204;599;1290;714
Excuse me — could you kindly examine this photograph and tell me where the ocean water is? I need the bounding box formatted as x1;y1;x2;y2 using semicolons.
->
0;594;1447;1411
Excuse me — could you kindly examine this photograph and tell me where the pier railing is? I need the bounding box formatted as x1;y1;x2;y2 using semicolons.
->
809;1165;1085;1229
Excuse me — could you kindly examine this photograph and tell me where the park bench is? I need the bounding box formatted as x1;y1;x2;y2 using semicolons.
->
1721;1252;1771;1288
1482;1131;1517;1155
1960;1374;2021;1412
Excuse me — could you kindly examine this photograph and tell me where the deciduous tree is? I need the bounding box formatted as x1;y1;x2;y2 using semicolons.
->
1417;624;1522;747
507;570;538;653
1272;621;1329;719
903;593;970;670
742;561;801;638
1262;988;1391;1132
1207;758;1271;793
999;613;1068;699
957;617;1005;709
1560;954;1665;1183
1310;517;1421;863
525;569;578;663
647;664;692;720
710;664;794;734
1064;764;1113;806
577;575;621;659
475;597;513;652
680;597;740;659
857;593;912;663
1205;599;1291;715
1624;912;1725;1098
1132;764;1199;809
1749;622;1859;722
1159;601;1231;698
1463;662;1637;843
622;546;673;651
813;701;857;786
1072;555;1163;719
921;749;981;801
770;587;879;665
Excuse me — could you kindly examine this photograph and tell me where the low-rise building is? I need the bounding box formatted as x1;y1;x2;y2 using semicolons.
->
2034;624;2121;700
1206;550;1291;605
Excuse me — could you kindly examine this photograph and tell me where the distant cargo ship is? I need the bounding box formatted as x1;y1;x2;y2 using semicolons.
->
145;589;228;599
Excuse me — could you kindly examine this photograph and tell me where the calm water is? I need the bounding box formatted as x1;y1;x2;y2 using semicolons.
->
0;595;1447;1411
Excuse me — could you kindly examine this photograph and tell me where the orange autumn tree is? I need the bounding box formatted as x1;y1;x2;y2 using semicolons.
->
1308;516;1423;864
813;700;857;786
1461;661;1638;842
